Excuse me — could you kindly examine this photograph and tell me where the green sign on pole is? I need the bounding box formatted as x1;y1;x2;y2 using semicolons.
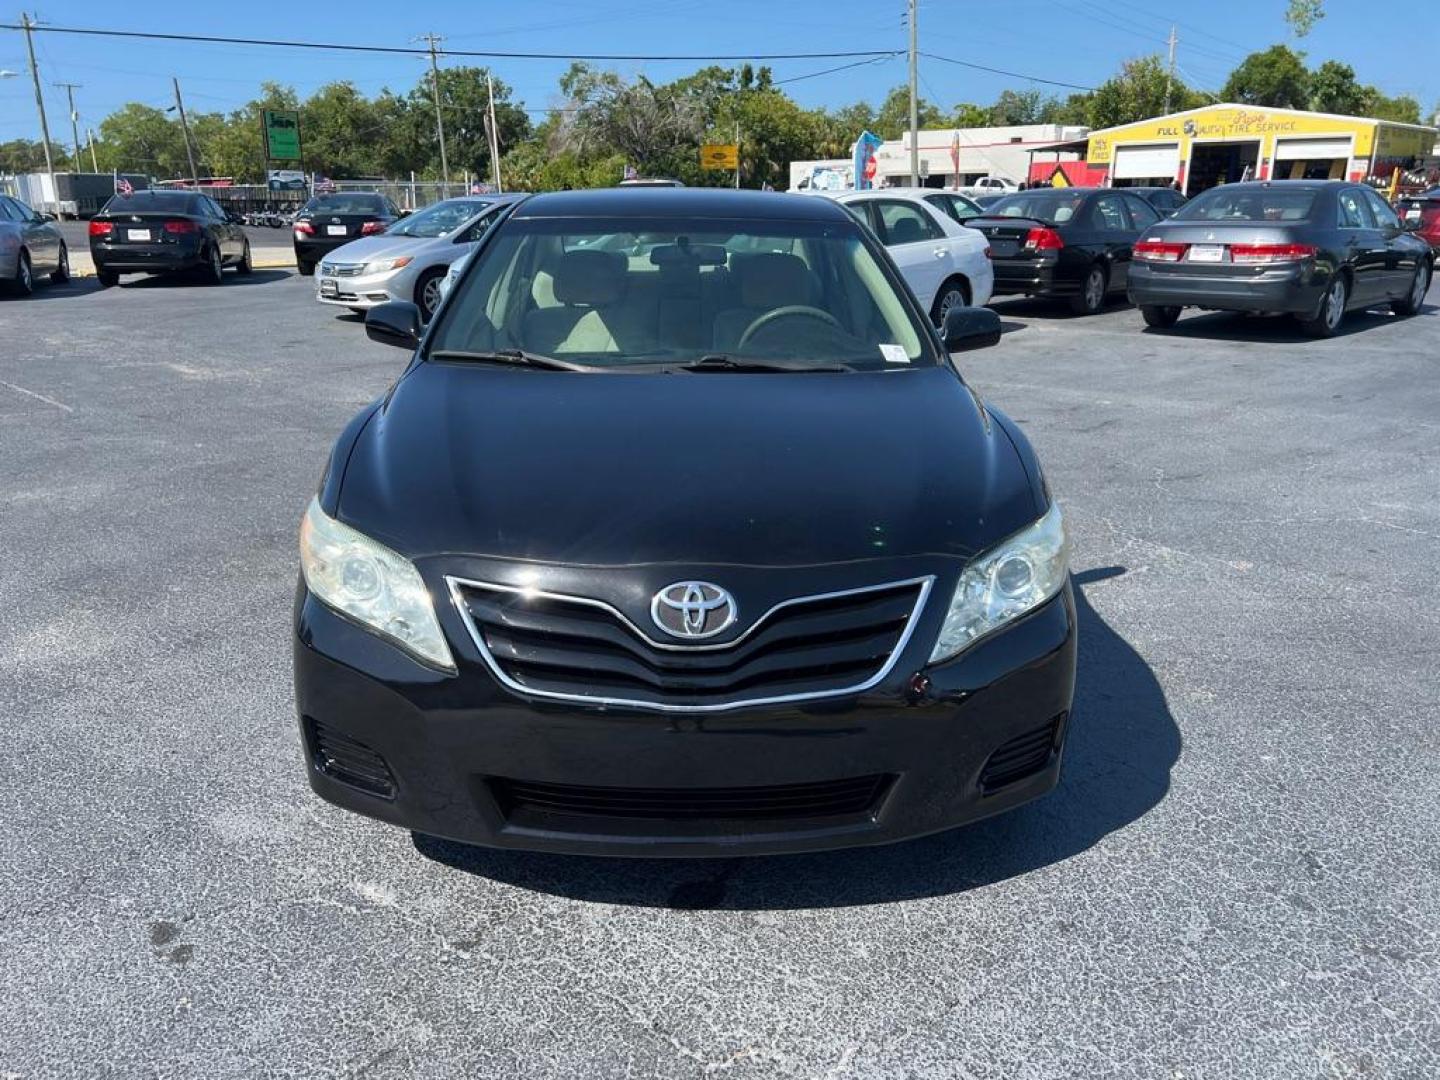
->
262;109;302;161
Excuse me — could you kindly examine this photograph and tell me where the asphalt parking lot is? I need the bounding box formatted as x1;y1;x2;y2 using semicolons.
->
2;272;1437;1078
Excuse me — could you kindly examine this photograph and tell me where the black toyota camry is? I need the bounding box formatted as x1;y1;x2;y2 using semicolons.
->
294;188;1075;857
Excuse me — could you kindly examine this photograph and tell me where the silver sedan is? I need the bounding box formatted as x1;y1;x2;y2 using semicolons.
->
315;194;523;321
1;194;69;296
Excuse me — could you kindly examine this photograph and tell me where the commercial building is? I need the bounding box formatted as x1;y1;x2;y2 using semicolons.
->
1086;104;1437;194
789;124;1089;191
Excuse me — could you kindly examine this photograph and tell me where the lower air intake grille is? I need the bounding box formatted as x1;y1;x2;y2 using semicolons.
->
490;774;893;823
306;718;396;799
980;714;1065;793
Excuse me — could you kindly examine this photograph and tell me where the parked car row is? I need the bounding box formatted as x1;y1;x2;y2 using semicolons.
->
959;180;1433;336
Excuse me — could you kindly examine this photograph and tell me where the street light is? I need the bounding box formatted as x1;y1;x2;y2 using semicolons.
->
0;69;23;79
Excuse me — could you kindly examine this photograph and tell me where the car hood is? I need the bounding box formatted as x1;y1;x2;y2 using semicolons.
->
323;234;443;264
334;361;1042;568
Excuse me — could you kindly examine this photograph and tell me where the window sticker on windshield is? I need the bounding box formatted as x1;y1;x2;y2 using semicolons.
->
879;344;910;365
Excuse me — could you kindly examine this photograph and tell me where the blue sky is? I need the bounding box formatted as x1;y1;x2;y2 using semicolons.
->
3;0;1436;144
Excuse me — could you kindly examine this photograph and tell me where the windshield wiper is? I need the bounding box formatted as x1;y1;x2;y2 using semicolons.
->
427;348;595;372
671;354;854;374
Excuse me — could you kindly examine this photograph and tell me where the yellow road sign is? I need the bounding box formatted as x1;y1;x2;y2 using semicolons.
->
700;144;739;170
1049;167;1070;188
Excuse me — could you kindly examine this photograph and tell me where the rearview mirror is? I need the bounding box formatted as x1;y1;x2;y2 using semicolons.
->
365;301;423;349
942;305;1002;353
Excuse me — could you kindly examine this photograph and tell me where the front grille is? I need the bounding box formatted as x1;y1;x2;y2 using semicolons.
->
451;577;930;711
980;714;1065;793
305;718;396;798
490;774;893;823
320;261;363;277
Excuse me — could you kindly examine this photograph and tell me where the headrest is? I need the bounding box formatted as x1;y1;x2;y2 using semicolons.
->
889;216;923;245
734;252;814;308
553;249;627;306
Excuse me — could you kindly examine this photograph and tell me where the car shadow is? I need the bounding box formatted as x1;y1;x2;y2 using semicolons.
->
989;295;1132;320
4;278;104;301
412;566;1180;909
113;268;291;289
1142;304;1424;342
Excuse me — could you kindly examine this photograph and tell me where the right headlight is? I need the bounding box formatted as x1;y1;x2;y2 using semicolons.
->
299;497;455;672
928;502;1069;664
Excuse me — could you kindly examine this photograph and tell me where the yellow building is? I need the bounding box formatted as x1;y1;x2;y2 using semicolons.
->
1086;104;1437;194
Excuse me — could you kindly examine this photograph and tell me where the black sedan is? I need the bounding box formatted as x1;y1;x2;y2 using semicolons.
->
1125;185;1188;216
966;187;1162;314
292;192;402;276
88;190;251;287
294;188;1075;857
1128;181;1433;336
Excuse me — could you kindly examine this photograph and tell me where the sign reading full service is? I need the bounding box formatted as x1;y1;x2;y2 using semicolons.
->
1088;106;1389;166
263;110;303;162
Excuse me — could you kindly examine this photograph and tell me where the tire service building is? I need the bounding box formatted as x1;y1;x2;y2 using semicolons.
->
1086;104;1437;195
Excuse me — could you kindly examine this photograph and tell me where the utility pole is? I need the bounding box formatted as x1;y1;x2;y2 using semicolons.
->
55;81;83;172
172;77;200;187
419;33;450;193
1163;26;1178;115
86;127;99;172
20;14;57;211
907;0;919;188
734;121;740;190
485;71;503;193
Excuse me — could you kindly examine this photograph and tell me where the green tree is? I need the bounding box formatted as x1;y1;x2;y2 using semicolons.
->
1285;0;1325;37
989;89;1047;125
95;103;188;177
1221;46;1311;109
951;103;990;128
1089;56;1197;128
1309;60;1365;115
1361;90;1422;124
0;138;67;173
872;85;944;139
557;63;704;175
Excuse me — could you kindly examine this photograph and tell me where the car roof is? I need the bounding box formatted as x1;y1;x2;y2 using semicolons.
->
512;187;848;222
1196;180;1345;192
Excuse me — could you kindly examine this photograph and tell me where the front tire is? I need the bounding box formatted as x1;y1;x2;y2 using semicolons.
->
51;243;70;283
1391;260;1430;317
930;277;971;328
1069;263;1107;315
1140;304;1181;328
415;267;447;322
1299;274;1348;338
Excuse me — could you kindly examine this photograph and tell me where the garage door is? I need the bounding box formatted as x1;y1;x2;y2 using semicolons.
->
1274;137;1352;161
1112;143;1180;180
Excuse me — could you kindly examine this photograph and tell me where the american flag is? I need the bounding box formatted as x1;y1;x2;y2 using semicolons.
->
116;177;133;195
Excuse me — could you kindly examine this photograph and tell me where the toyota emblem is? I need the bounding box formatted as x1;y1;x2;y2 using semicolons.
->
650;581;737;639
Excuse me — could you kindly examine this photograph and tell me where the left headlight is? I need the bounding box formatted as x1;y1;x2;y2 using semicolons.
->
928;501;1069;665
363;256;412;275
299;497;455;672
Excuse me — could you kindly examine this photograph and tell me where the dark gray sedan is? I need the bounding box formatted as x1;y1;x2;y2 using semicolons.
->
1128;180;1433;337
0;194;69;296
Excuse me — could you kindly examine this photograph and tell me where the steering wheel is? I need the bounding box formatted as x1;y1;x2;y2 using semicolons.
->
737;305;844;351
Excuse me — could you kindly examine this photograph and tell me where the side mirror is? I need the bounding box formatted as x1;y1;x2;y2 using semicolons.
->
365;301;423;349
1401;217;1422;232
40;211;57;222
942;305;1002;353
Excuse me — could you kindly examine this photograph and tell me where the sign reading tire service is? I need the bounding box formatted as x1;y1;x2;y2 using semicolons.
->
263;110;302;162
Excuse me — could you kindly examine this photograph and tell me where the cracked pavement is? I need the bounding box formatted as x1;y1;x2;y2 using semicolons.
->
1;270;1437;1078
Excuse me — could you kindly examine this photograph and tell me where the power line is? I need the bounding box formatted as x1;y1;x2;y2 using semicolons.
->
921;53;1095;92
772;54;898;86
0;22;897;62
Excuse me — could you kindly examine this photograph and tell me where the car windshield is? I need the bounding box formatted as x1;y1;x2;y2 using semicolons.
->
1173;187;1317;222
387;199;489;238
429;216;934;371
304;194;387;215
984;192;1087;225
102;191;195;214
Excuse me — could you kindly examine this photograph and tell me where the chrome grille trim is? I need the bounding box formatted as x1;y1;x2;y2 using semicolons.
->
444;574;935;713
320;261;364;277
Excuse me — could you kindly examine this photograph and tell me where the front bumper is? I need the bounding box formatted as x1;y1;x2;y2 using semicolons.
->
315;267;409;309
293;574;1077;857
1128;260;1325;314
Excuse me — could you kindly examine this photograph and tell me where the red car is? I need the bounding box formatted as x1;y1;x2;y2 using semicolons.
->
1395;189;1440;251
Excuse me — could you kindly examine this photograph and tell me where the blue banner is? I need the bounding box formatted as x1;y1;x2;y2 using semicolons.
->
852;130;884;191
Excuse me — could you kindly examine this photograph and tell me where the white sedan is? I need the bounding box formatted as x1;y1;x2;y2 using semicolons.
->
822;189;994;324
